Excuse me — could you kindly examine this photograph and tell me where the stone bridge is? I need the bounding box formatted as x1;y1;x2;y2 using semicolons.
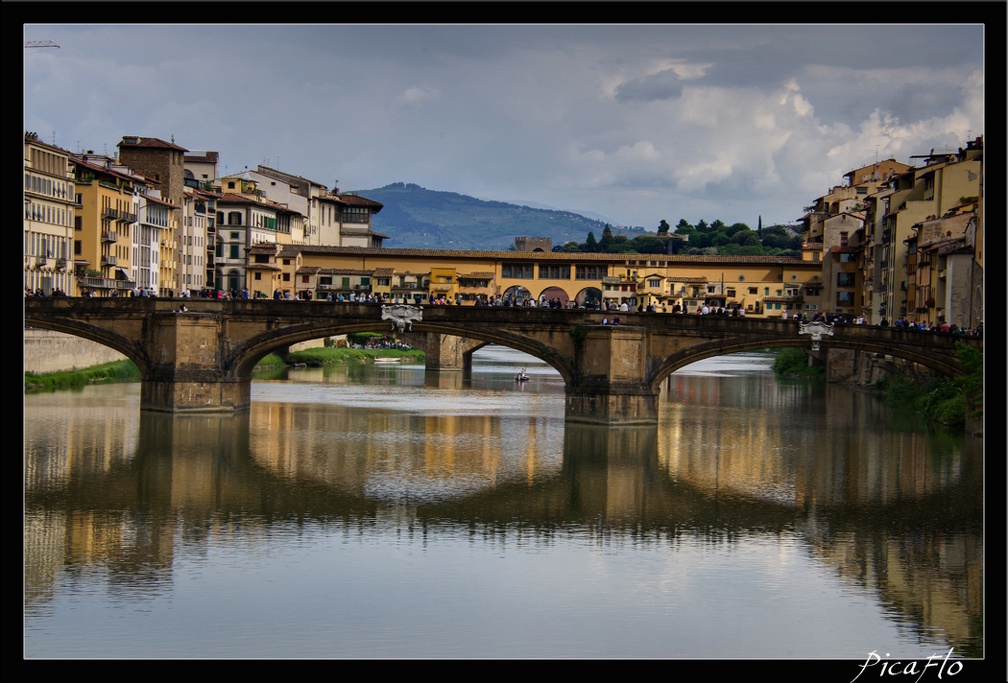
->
23;298;981;425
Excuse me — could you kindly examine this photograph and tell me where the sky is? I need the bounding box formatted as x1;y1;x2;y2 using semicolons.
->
23;20;989;231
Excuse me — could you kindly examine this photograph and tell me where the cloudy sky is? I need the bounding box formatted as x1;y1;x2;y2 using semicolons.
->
23;21;987;231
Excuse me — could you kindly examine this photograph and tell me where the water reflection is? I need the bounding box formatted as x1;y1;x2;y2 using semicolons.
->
23;352;983;658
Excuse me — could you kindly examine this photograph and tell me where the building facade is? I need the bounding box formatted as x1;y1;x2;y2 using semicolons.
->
247;244;825;317
24;132;77;296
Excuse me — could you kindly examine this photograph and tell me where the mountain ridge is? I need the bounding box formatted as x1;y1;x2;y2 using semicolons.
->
348;182;615;250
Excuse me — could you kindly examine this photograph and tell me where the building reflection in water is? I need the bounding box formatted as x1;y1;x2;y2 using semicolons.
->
24;374;983;656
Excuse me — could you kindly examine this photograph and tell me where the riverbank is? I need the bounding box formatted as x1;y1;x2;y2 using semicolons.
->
771;346;983;436
24;346;425;394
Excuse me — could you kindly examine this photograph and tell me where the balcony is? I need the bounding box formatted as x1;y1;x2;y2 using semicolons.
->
102;231;118;243
76;275;134;292
102;207;119;220
35;256;48;268
101;255;118;267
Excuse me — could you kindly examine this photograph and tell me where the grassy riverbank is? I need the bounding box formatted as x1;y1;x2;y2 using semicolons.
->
24;360;142;393
24;346;426;394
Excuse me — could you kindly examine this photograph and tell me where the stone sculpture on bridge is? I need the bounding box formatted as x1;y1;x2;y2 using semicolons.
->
799;320;835;351
381;304;423;332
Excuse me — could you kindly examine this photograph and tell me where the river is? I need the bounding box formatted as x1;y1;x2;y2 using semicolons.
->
23;347;984;666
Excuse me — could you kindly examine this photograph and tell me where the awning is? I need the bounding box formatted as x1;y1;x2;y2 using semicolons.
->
116;268;131;280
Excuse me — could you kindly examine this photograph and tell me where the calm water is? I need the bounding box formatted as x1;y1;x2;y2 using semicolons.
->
23;348;984;663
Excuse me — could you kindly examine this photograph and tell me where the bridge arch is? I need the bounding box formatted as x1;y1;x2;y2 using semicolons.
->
22;317;153;374
502;286;531;305
536;286;569;307
578;287;603;309
647;335;973;389
228;320;577;386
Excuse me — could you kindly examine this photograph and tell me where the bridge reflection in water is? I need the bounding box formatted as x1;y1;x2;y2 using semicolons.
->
24;380;982;656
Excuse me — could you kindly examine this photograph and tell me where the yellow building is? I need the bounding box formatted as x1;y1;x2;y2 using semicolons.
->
24;132;77;296
71;155;140;297
248;244;826;317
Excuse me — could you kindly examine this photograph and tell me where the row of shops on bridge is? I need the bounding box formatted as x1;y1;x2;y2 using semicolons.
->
244;243;824;316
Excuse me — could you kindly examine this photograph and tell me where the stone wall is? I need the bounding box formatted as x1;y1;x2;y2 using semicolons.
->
23;329;127;374
23;328;327;374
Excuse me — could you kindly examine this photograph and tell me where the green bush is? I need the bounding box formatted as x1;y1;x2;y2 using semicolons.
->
772;348;824;378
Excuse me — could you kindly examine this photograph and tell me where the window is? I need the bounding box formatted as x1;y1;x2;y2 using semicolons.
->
837;292;854;305
839;253;854;263
575;265;606;279
229;244;239;259
748;287;757;295
840;232;848;246
254;272;261;281
837;273;855;287
726;288;735;297
764;288;770;295
502;263;534;278
538;264;570;279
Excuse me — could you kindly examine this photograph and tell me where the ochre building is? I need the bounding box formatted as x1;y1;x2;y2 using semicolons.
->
246;243;827;318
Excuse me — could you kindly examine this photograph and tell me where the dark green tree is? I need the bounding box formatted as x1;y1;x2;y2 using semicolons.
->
585;232;598;252
657;219;670;236
676;218;692;232
600;224;614;250
631;235;668;254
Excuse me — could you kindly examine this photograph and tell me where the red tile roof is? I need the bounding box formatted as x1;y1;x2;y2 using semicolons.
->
118;136;188;152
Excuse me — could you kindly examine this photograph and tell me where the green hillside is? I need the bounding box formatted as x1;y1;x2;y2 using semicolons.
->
351;182;610;250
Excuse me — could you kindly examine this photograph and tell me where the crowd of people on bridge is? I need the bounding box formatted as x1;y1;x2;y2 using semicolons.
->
23;287;984;338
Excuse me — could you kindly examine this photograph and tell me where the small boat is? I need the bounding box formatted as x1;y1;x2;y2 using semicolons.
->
374;356;403;364
515;368;530;382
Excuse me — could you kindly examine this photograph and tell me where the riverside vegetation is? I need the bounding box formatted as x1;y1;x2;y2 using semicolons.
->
771;344;983;434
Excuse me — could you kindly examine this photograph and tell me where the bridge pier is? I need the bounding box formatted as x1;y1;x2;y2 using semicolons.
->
565;326;660;425
404;331;481;371
139;312;252;413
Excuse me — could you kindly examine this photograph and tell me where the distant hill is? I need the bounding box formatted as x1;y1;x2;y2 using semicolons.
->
349;182;611;250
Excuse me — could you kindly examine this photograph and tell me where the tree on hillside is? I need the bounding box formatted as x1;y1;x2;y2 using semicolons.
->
657;219;670;236
695;219;710;232
585;231;598;252
732;230;761;247
599;224;614;251
631;235;668;254
676;219;692;233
